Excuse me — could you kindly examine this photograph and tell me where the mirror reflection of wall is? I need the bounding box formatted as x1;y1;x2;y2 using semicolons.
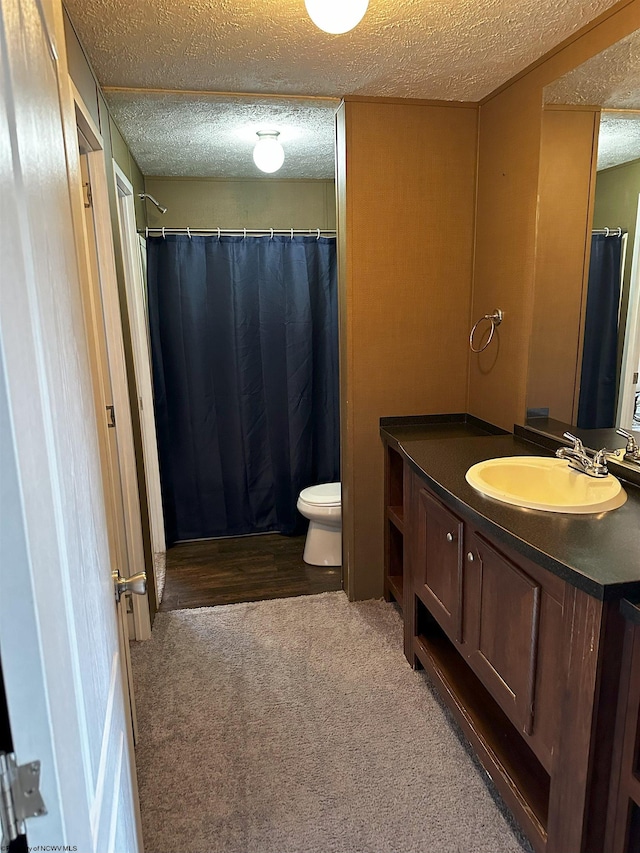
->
591;130;640;429
526;30;640;432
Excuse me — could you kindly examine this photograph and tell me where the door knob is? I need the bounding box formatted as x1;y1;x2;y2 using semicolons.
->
112;570;147;602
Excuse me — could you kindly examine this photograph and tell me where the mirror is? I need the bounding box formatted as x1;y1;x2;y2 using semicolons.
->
526;30;640;442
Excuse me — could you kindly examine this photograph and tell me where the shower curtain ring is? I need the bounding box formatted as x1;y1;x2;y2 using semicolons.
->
186;227;191;239
317;229;320;240
162;227;166;240
270;228;274;240
604;227;610;236
217;228;221;240
291;228;294;240
243;228;247;240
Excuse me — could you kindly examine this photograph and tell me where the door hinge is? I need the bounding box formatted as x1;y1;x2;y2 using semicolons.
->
633;372;639;385
0;752;47;845
83;180;93;208
106;405;116;428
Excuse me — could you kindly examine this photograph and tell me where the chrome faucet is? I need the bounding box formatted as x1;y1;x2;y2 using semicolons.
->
614;428;640;463
555;432;609;478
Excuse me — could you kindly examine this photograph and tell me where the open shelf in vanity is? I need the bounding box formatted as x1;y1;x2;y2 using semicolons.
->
414;598;550;845
384;444;405;610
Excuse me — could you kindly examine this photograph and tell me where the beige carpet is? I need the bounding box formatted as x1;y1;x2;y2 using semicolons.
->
131;591;533;853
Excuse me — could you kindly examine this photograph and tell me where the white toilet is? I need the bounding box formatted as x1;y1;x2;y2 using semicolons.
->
297;482;342;567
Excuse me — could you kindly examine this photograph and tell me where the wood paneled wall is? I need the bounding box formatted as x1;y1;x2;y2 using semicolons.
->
337;98;478;600
526;107;600;423
469;0;640;431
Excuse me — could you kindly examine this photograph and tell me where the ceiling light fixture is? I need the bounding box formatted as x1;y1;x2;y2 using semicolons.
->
253;131;285;173
304;0;369;34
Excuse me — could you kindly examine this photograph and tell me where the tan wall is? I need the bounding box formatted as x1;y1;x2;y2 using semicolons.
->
594;157;640;322
526;107;600;423
142;178;336;230
338;97;478;600
63;9;145;224
594;156;640;397
63;8;100;127
469;0;640;431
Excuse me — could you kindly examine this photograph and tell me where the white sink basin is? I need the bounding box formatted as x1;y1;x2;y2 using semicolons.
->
465;456;627;514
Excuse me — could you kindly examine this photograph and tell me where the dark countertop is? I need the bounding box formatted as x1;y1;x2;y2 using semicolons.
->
381;422;640;601
380;413;507;446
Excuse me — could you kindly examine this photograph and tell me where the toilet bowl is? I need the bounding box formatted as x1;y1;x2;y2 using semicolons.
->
297;483;342;567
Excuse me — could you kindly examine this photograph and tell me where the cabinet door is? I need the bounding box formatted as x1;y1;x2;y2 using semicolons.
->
415;489;464;643
465;532;541;735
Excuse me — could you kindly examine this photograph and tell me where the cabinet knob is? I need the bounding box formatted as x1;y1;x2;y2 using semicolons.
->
467;551;475;562
446;532;456;543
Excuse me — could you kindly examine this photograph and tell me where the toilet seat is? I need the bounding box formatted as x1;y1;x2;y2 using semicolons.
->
299;482;341;507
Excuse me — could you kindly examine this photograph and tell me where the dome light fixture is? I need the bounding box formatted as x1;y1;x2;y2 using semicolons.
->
304;0;369;34
252;131;285;174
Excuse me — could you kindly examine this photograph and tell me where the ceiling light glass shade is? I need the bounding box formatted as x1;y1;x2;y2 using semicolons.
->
304;0;369;34
253;131;285;173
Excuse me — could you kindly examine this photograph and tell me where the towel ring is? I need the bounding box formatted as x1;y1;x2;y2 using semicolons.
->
469;309;503;353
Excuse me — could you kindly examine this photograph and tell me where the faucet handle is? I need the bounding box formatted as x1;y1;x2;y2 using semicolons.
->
616;428;640;457
563;431;584;452
592;448;609;468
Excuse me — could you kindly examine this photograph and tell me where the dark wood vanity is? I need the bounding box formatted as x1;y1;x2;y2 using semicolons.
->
382;417;640;853
606;599;640;853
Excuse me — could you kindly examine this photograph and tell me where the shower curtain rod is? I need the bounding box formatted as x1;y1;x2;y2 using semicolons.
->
141;227;337;238
592;227;627;236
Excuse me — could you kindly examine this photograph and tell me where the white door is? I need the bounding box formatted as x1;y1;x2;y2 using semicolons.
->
114;166;167;603
0;0;142;849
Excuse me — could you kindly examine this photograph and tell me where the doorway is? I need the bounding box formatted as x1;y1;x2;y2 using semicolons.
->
144;230;342;607
74;92;152;642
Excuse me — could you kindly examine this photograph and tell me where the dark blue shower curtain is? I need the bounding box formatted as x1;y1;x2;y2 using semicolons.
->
147;234;340;545
577;233;623;430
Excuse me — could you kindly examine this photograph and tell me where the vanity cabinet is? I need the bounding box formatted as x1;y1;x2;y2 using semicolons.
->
605;601;640;853
415;487;464;642
400;465;625;853
465;532;561;748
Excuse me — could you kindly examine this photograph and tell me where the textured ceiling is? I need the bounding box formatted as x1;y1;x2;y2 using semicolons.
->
105;92;338;178
67;0;622;101
64;0;630;178
597;113;640;170
544;30;640;109
544;29;640;170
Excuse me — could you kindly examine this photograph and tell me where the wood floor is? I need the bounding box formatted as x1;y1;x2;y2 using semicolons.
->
159;533;343;611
